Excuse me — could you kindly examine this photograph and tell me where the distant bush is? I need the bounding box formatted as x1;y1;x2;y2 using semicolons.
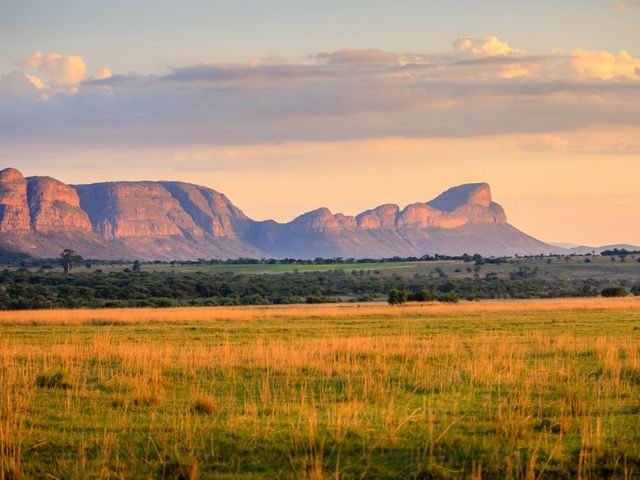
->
601;286;629;298
388;289;408;306
438;292;460;303
408;290;436;302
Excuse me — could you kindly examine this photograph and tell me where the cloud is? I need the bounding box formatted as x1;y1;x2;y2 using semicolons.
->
18;51;88;92
0;71;43;96
313;48;401;65
91;68;112;81
25;74;45;90
453;36;523;58
1;37;639;149
567;49;640;79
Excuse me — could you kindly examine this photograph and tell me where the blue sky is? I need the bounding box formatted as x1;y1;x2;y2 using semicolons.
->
1;0;639;245
2;0;638;74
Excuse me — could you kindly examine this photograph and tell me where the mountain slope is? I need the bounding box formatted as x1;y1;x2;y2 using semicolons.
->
0;167;561;260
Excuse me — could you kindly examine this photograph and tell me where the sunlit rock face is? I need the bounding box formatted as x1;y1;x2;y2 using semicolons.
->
75;182;207;240
0;168;31;233
27;176;93;233
0;167;557;260
356;204;400;230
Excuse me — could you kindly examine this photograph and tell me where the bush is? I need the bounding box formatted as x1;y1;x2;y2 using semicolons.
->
409;290;436;302
388;289;408;305
601;286;629;298
437;292;460;303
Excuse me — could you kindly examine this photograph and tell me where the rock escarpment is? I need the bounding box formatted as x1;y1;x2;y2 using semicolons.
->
0;167;559;260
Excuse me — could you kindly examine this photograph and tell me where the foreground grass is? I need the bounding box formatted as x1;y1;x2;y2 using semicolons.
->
1;299;640;478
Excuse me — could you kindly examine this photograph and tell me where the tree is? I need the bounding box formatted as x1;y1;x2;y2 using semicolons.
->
387;289;408;306
58;249;83;274
132;260;142;273
601;286;628;298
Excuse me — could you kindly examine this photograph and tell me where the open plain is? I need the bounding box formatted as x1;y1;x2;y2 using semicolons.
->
1;298;640;478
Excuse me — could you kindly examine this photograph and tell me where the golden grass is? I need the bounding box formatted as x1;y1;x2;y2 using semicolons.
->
1;298;640;477
0;296;638;325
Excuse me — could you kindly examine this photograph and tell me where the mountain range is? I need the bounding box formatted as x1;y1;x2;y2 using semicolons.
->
0;167;565;260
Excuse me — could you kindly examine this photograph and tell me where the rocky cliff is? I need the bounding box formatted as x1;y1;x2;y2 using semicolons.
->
0;167;559;260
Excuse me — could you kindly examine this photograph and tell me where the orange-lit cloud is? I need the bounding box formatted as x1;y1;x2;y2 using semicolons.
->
567;49;640;79
91;68;113;80
19;51;88;92
453;36;523;57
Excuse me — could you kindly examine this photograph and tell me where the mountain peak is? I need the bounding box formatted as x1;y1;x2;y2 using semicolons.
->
427;183;492;212
0;167;25;182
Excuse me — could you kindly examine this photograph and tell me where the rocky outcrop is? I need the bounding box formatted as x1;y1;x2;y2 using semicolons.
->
288;183;507;233
75;182;205;240
0;168;30;232
357;204;400;230
159;182;248;239
0;167;560;260
27;176;93;232
288;208;357;233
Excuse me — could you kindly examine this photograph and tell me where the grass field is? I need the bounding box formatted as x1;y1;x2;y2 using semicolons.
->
18;253;640;280
2;298;640;478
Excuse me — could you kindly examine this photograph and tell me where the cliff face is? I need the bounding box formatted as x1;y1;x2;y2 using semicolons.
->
27;177;93;233
0;168;30;233
75;182;206;240
0;167;559;260
286;183;507;233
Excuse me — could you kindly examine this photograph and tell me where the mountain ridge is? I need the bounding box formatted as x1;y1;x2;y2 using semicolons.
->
0;167;562;260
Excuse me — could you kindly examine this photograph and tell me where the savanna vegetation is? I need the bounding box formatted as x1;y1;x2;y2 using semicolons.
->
0;266;638;310
1;298;640;478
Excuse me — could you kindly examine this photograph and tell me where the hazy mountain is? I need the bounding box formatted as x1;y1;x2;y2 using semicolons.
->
567;244;640;255
0;167;562;260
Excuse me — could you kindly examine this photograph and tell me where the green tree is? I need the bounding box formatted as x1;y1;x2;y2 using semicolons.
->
132;260;142;272
58;249;83;274
601;286;628;298
387;289;408;306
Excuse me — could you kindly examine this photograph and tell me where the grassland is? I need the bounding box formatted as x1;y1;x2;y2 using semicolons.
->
18;253;640;279
2;298;640;478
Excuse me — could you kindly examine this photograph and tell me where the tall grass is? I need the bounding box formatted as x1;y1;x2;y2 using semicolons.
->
0;298;639;477
0;296;637;325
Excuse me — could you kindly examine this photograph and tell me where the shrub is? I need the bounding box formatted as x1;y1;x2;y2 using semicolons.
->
601;286;629;298
409;290;436;302
36;369;71;389
387;289;408;305
437;292;460;303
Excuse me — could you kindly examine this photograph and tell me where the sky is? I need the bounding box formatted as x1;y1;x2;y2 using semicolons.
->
1;0;639;246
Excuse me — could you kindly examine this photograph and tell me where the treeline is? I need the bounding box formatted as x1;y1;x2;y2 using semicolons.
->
0;269;638;310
